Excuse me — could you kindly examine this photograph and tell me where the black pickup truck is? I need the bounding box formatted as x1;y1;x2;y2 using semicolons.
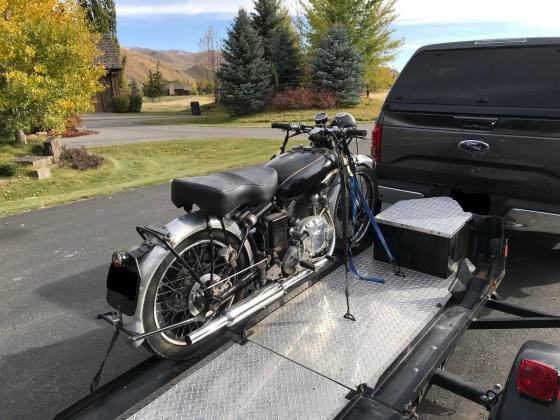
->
373;38;560;234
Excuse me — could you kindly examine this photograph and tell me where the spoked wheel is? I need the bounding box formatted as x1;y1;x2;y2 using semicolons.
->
142;229;250;360
335;165;380;247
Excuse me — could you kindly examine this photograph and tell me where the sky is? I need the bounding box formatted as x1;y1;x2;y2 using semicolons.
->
115;0;560;70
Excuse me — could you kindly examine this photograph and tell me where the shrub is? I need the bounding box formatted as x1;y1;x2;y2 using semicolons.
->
0;161;18;177
128;94;143;112
113;95;130;113
60;147;104;170
66;115;82;130
268;87;336;111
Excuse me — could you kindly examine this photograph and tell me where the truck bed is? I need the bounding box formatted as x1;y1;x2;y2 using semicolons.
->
125;249;456;419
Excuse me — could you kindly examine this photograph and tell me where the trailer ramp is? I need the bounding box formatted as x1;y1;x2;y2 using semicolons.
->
128;250;456;419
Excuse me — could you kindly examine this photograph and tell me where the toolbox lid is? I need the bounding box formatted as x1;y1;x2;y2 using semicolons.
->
376;197;472;238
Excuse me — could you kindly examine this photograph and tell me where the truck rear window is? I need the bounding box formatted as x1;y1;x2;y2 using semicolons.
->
389;46;560;109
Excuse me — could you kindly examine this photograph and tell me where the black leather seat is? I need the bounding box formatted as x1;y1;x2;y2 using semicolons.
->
171;167;278;216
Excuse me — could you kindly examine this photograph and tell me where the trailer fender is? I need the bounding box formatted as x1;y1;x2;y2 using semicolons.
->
492;340;560;420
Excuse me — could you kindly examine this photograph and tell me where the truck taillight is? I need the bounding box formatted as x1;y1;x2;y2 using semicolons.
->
371;122;383;162
516;359;560;402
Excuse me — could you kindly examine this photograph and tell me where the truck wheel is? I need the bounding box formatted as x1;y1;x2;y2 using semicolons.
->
142;229;250;360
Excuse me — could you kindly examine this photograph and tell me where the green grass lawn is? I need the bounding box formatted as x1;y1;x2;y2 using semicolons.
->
141;96;384;126
0;137;294;216
140;95;215;114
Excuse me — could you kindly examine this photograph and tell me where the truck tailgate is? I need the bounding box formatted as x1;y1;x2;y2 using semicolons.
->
379;110;560;204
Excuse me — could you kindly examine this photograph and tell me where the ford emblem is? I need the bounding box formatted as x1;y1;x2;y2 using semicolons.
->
458;140;490;156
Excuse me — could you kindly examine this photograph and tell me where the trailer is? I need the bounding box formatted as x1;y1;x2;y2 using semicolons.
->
56;199;560;420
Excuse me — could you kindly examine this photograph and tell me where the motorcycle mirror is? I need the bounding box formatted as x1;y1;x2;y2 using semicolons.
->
314;112;328;126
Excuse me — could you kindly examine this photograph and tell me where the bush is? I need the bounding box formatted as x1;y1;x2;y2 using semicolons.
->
66;115;82;130
60;147;104;170
128;94;143;112
268;87;336;111
0;161;18;177
113;95;130;113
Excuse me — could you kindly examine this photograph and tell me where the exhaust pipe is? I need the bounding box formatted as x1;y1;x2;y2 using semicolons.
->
187;262;326;345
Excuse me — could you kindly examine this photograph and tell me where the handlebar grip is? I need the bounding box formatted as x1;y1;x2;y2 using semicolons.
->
271;123;292;130
347;129;368;137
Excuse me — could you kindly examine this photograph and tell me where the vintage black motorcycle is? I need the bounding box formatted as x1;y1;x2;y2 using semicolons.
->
105;112;379;360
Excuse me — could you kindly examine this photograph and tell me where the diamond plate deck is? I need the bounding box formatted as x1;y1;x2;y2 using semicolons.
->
129;342;350;420
129;248;456;419
249;249;454;390
375;197;472;238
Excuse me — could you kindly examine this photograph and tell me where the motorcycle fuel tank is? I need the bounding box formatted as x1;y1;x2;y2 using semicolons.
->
266;147;337;198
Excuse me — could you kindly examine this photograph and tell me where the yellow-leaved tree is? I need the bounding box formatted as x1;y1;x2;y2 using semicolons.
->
0;0;105;143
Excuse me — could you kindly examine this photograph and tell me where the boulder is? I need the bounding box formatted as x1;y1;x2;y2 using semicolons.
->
32;167;52;180
12;155;53;169
43;136;63;163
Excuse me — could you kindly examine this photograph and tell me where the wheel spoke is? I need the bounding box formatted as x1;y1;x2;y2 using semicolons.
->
153;238;243;345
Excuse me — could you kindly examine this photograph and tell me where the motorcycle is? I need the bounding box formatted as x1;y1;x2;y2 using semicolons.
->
104;111;379;360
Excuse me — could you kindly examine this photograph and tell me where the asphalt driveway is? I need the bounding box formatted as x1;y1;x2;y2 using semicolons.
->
1;181;558;419
64;114;374;147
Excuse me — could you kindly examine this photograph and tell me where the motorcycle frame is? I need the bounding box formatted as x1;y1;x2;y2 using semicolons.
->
113;129;375;346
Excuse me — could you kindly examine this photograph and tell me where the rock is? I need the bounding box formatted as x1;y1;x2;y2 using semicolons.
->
32;167;52;180
43;136;63;163
12;155;53;169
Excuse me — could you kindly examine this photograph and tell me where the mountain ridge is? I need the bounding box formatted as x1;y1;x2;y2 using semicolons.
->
123;47;211;87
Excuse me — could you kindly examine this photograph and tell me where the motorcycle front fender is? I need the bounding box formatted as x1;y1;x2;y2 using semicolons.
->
118;213;252;346
353;154;375;171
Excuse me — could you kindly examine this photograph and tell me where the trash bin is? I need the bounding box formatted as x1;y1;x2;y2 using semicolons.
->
190;101;201;116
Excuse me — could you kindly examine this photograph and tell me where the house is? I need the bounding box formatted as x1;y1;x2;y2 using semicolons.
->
162;83;190;96
94;35;123;112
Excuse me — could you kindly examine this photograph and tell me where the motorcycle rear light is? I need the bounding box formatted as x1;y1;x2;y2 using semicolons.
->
112;251;129;268
371;122;383;162
516;358;560;402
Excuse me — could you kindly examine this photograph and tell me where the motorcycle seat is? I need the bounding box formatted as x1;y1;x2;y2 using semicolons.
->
171;166;278;216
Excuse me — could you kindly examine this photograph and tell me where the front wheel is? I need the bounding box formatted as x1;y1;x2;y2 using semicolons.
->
335;165;380;248
142;229;250;360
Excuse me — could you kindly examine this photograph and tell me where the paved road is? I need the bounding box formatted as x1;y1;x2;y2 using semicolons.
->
64;114;374;147
1;184;558;419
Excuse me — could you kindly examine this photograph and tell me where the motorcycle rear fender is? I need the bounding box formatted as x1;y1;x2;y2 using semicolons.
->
119;212;252;346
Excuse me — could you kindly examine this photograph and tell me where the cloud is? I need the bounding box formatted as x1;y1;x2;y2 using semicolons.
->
116;1;254;16
116;0;303;16
396;0;560;29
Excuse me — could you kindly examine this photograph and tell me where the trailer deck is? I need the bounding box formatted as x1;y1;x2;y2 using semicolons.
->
125;249;458;419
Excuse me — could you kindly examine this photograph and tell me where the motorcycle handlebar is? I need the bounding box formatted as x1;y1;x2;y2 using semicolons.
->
271;122;292;130
345;128;368;137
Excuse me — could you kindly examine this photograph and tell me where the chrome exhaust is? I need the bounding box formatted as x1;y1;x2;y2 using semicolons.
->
187;261;327;345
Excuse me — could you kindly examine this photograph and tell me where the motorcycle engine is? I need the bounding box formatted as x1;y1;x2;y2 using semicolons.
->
280;214;333;277
294;215;334;259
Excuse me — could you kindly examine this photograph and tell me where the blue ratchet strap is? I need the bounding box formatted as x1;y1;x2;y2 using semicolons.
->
349;176;403;282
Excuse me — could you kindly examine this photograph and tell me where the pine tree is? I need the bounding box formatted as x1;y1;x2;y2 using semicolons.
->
302;0;402;87
251;0;283;63
269;25;303;90
144;61;165;100
312;26;364;106
219;9;270;115
130;79;140;95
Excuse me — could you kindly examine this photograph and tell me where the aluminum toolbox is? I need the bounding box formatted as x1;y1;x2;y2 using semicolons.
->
374;197;472;278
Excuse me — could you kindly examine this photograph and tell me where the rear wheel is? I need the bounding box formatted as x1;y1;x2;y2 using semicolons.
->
142;229;250;360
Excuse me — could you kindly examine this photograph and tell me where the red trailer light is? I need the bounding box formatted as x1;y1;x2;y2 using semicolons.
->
516;358;560;402
371;122;383;162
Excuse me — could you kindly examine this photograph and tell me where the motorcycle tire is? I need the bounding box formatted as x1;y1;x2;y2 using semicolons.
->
142;229;250;360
